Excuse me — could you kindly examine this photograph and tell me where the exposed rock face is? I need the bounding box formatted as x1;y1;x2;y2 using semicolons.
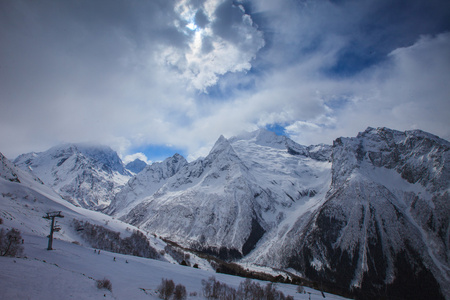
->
1;152;21;183
247;127;449;299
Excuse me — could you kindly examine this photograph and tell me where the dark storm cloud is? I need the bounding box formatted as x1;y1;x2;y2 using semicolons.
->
253;0;450;75
326;0;450;75
0;0;188;95
0;0;184;44
212;0;244;41
211;0;263;52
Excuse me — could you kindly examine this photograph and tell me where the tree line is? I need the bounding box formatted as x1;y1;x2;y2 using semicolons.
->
72;219;161;260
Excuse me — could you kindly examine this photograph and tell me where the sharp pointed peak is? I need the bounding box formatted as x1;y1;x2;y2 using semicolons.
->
208;134;237;158
213;134;230;147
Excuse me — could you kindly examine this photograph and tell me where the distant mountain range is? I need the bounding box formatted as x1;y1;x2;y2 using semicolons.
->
7;127;450;299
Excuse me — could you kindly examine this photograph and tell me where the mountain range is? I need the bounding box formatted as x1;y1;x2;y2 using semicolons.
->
14;143;133;210
5;127;450;299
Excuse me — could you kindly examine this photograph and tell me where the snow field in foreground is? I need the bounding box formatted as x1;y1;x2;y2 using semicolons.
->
0;234;349;300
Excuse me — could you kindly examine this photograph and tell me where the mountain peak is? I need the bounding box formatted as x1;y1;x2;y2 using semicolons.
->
125;158;147;174
231;128;286;148
254;128;287;149
172;153;186;161
209;135;232;154
163;153;188;170
333;126;450;192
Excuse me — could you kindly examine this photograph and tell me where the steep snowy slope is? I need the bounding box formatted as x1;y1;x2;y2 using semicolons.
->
119;130;331;260
108;154;188;217
246;127;449;299
14;143;132;210
1;152;42;184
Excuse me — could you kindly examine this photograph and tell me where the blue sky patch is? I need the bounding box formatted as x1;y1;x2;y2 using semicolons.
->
265;124;287;137
131;144;187;163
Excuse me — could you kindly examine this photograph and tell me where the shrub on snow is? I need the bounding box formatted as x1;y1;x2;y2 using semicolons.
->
96;278;112;292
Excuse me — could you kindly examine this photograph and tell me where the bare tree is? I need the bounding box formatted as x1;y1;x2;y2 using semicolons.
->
158;278;175;300
0;228;24;257
173;283;187;300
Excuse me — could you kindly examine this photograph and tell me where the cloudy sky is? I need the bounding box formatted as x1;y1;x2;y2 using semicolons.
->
1;0;449;162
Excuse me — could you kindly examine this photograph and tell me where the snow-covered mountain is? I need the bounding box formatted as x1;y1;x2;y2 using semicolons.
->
110;127;449;299
0;151;214;273
2;150;148;246
245;127;450;299
117;129;332;261
13;143;132;210
0;152;346;299
108;153;188;217
125;158;147;174
5;127;450;299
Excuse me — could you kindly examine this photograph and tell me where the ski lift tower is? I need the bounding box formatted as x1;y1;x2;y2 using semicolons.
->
43;211;64;250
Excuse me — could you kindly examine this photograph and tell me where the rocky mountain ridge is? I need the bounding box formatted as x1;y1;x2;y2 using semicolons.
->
246;127;449;299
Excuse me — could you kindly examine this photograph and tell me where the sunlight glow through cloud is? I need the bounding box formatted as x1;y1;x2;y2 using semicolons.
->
186;22;198;31
0;0;449;161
